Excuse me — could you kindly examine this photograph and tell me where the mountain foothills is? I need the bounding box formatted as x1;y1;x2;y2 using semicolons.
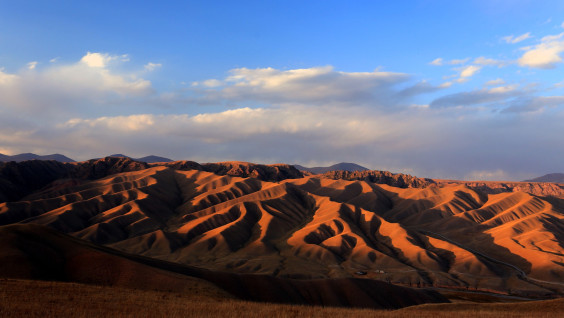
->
0;156;563;306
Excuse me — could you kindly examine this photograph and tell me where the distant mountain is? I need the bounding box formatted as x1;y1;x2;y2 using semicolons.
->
0;153;75;163
523;173;564;183
109;154;173;163
294;162;368;174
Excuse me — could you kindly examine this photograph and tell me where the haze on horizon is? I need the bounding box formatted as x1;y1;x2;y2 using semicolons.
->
1;1;564;181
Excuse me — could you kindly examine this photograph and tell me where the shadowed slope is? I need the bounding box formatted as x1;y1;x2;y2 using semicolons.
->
0;224;447;309
0;224;233;298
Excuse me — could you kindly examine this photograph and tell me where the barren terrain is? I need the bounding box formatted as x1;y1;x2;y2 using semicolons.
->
0;157;563;313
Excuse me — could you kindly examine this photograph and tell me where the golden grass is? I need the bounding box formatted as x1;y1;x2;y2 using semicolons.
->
1;279;562;318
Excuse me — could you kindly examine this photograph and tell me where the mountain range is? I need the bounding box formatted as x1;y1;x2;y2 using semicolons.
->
0;156;563;302
0;153;173;164
0;153;75;162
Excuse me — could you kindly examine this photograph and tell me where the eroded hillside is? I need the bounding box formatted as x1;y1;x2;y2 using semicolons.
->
1;161;563;297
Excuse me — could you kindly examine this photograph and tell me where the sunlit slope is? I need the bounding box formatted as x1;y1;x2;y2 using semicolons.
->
0;167;563;296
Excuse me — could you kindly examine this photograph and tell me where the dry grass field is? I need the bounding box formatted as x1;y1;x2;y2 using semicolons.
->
1;279;562;318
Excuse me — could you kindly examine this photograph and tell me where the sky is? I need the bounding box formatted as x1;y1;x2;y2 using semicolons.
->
1;1;564;180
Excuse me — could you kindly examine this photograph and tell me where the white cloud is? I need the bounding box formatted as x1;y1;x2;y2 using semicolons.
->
0;68;18;85
55;105;430;155
540;32;564;42
465;169;509;181
518;32;564;69
201;79;222;87
49;57;59;63
484;78;505;86
64;114;155;132
473;57;507;67
430;58;470;66
430;58;443;66
80;52;129;68
27;61;38;70
144;62;162;71
80;52;113;68
0;52;153;116
561;21;564;28
449;58;470;65
193;66;411;106
459;65;481;78
552;81;564;88
488;84;518;94
502;32;532;44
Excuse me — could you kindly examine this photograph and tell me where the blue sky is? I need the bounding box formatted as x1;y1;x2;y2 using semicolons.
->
1;1;564;180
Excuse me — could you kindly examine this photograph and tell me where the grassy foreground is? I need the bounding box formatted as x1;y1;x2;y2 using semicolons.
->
0;279;562;318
